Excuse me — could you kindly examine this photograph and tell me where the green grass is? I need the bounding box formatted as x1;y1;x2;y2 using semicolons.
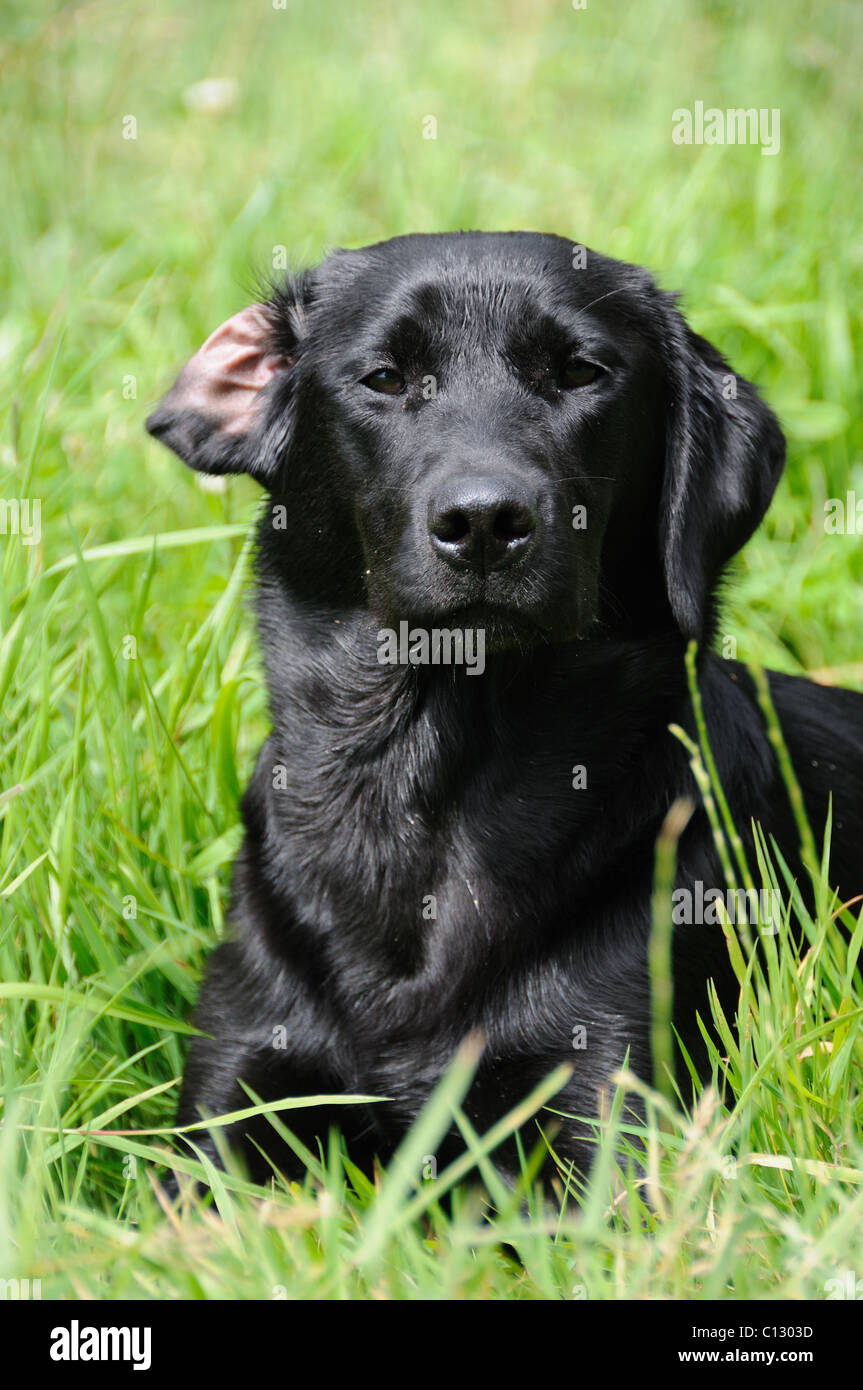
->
1;0;862;1299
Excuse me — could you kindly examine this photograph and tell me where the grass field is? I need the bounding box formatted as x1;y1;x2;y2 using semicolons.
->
1;0;862;1300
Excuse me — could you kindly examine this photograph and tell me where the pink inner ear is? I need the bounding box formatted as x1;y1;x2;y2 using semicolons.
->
174;304;285;436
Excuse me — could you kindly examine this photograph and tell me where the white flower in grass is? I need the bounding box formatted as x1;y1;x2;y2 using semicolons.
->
196;472;229;494
183;79;238;114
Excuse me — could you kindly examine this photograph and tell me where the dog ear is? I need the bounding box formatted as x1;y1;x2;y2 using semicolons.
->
146;301;294;480
657;297;786;639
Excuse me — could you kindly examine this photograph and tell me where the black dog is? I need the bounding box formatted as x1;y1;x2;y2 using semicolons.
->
147;232;863;1187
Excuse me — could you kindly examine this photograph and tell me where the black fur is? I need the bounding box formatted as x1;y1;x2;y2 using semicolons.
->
147;232;863;1186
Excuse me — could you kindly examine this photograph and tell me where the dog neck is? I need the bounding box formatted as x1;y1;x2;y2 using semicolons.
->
242;581;702;976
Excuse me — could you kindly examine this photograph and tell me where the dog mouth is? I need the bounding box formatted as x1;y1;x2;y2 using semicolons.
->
379;598;581;656
369;549;589;653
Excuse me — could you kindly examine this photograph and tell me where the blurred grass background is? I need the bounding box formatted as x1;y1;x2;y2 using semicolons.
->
1;0;862;1299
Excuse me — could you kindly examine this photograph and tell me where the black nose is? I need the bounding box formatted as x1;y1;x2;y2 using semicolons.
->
428;478;537;573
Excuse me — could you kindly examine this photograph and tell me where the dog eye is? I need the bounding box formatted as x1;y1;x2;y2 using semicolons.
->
559;357;601;389
361;368;406;395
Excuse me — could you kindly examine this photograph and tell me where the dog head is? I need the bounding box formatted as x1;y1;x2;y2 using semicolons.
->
147;232;785;646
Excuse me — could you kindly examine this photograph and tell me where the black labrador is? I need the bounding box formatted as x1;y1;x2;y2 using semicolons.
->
147;232;863;1188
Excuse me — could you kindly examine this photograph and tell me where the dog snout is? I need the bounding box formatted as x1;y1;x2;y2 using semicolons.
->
427;476;537;573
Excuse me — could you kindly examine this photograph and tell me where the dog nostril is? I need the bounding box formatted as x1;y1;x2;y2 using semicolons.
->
431;509;471;544
493;505;534;542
